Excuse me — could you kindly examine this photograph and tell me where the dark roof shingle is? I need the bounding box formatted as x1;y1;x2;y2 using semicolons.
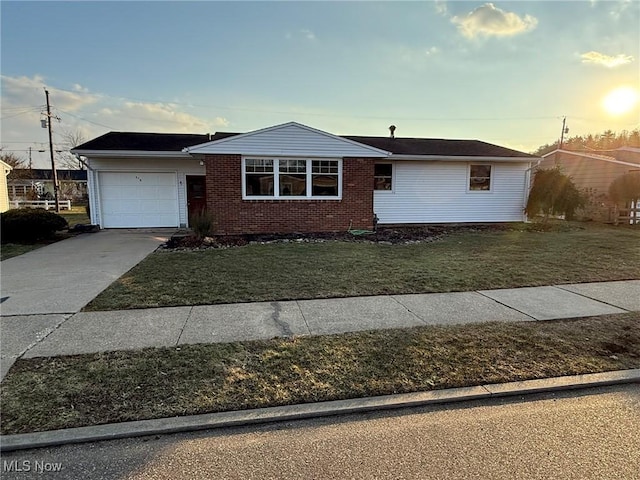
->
74;131;537;158
74;132;211;151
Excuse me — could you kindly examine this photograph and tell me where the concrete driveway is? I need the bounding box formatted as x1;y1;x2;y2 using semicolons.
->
1;229;172;316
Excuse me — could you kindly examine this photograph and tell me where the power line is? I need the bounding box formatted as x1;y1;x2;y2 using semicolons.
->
54;109;115;129
0;107;42;120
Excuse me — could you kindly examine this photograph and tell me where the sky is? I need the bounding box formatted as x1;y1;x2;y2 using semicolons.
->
1;0;639;169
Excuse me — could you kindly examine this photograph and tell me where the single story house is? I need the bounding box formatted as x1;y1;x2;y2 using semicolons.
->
8;169;88;201
1;160;12;213
72;122;539;233
538;147;640;222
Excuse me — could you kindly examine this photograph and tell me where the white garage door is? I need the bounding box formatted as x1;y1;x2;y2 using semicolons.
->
99;172;179;228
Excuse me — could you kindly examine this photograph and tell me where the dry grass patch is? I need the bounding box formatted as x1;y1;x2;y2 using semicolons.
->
2;312;638;435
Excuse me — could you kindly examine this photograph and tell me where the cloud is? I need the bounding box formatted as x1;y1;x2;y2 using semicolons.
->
610;0;632;20
581;51;634;68
285;29;317;41
434;1;448;16
1;74;100;112
451;3;538;39
97;102;228;133
0;74;230;168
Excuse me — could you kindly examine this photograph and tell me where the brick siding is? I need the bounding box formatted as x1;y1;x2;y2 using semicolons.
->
204;154;375;234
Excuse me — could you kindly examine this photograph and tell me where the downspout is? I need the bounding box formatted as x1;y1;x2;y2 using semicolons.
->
73;153;98;226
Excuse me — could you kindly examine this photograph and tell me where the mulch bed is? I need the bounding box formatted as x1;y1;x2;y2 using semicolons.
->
162;222;582;251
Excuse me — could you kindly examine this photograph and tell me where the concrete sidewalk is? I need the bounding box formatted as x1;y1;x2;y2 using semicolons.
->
2;280;638;380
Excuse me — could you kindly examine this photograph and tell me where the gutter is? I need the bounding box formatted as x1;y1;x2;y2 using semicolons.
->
390;154;537;162
71;150;192;158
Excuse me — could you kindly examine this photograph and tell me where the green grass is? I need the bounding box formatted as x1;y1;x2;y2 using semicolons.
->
2;312;638;434
85;224;640;311
59;206;90;226
1;243;44;261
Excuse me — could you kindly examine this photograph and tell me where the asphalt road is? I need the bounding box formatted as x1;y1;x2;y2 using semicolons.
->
2;384;639;479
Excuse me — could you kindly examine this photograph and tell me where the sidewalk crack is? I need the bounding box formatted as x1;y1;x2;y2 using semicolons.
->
553;285;630;312
296;300;312;335
18;313;74;358
475;291;538;321
175;307;193;346
390;296;428;325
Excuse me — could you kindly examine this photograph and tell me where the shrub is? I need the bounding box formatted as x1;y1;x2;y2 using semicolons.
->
526;167;585;221
1;208;68;244
609;172;640;205
190;209;215;239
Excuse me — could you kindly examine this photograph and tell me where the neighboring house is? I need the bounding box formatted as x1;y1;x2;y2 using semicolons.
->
538;147;640;221
7;169;88;201
72;122;539;233
1;160;12;213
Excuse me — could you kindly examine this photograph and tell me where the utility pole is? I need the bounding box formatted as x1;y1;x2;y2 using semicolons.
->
559;116;569;150
28;147;33;170
44;88;60;212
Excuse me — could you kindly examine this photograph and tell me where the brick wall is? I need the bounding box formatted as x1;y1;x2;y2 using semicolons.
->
204;154;375;234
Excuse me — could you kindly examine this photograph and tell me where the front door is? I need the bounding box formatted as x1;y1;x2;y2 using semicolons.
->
186;176;207;226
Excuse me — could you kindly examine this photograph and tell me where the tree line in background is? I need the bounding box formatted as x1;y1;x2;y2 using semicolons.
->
532;128;640;156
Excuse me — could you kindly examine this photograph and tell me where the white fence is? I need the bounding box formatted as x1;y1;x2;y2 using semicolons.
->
9;200;72;211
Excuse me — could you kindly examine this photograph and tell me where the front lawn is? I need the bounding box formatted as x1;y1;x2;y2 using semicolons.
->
2;312;638;434
84;224;640;311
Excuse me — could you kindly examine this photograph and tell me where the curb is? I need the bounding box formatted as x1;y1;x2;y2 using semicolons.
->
1;369;639;452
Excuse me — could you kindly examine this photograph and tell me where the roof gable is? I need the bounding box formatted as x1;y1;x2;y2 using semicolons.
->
183;122;391;158
542;149;640;168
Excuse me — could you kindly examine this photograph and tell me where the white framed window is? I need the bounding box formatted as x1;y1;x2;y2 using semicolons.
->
243;157;342;199
468;164;492;192
374;163;393;191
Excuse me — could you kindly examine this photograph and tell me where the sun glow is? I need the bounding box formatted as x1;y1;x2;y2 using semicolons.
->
602;86;639;116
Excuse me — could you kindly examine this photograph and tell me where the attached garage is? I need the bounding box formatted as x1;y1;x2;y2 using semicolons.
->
98;172;179;228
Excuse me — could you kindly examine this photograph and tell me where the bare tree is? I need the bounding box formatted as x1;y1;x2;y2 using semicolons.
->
56;128;87;169
0;149;26;169
0;149;32;179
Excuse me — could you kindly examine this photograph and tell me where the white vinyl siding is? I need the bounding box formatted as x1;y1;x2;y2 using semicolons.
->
374;161;528;224
187;122;389;158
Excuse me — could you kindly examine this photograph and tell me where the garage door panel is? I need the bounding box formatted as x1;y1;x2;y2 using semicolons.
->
99;172;179;228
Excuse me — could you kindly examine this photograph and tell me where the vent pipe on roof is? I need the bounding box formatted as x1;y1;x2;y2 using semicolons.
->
207;133;211;141
389;125;396;139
